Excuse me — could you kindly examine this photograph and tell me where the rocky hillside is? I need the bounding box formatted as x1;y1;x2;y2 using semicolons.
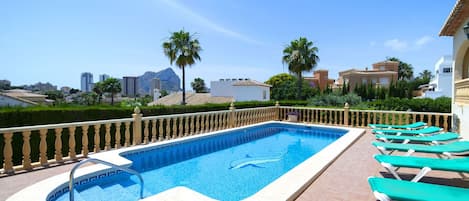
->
138;68;181;95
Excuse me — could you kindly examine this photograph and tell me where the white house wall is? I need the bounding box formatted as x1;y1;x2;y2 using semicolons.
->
233;86;270;101
452;18;469;139
210;80;235;97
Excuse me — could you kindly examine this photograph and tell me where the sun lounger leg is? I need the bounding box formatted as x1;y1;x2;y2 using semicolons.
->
381;162;402;180
373;191;391;201
411;167;432;182
404;149;415;156
442;152;453;159
459;172;469;180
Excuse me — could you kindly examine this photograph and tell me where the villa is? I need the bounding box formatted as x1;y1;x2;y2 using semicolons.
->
337;60;399;90
421;55;453;99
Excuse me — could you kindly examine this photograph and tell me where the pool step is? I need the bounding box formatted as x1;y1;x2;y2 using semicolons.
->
125;183;153;198
102;184;138;201
54;189;85;201
78;186;107;201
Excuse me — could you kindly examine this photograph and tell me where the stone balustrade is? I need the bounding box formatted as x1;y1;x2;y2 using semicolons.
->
0;102;452;175
279;105;452;131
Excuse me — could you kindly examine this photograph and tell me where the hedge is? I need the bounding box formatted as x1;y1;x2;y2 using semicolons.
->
0;100;308;128
368;97;451;113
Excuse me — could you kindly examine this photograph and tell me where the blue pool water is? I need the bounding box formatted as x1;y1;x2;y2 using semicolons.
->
53;123;347;201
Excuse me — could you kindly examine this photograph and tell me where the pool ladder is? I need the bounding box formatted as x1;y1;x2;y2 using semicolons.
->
69;158;144;201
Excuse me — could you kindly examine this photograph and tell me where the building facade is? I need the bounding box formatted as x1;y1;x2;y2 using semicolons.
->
122;76;138;98
80;72;94;92
211;78;271;101
304;70;335;91
99;74;110;82
337;61;399;90
440;0;469;138
423;55;453;99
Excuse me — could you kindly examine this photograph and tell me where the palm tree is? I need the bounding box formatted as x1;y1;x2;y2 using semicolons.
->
282;37;319;99
93;81;104;104
162;30;202;105
387;57;414;80
102;78;121;105
191;77;207;93
418;70;433;81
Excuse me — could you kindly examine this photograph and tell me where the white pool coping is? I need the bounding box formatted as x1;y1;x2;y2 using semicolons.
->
7;121;365;201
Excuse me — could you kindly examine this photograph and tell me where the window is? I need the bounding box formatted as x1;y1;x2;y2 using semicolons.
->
362;79;367;84
380;77;390;86
262;90;266;99
380;66;385;70
443;68;452;73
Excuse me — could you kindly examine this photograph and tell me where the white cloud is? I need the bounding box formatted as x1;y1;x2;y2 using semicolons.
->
158;0;262;45
415;36;433;46
384;39;408;51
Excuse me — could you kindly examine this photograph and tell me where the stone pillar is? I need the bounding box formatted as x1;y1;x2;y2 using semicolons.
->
229;102;236;128
344;103;350;126
275;101;280;121
132;107;142;145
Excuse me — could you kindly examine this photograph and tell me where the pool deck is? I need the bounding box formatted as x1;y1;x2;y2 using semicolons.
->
1;129;468;201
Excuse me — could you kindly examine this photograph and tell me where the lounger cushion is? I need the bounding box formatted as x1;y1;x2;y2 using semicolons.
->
374;154;469;173
372;141;469;154
375;132;460;143
368;122;426;129
368;177;469;201
372;126;442;135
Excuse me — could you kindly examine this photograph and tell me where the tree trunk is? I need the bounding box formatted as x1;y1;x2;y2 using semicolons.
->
297;72;302;99
181;66;186;105
111;93;114;105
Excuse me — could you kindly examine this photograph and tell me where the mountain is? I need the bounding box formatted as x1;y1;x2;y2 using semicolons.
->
137;68;181;95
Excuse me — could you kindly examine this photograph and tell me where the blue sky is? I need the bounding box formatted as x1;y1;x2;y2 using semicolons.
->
0;0;455;90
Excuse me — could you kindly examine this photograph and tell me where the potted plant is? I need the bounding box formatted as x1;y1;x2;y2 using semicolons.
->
287;111;299;122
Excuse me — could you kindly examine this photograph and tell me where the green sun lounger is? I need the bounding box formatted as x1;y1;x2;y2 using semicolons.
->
372;126;442;136
374;154;469;182
375;132;460;144
368;121;426;129
372;141;469;157
368;177;469;201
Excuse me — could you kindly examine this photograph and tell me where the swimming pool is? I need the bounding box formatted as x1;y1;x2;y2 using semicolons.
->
7;121;364;201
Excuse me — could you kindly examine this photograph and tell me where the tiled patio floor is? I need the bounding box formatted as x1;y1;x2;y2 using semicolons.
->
296;129;469;201
1;129;468;201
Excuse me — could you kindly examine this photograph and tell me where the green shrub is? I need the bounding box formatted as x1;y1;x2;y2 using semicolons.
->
308;92;362;107
368;97;451;113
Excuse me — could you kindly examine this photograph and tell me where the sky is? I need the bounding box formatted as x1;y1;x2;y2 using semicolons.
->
0;0;456;90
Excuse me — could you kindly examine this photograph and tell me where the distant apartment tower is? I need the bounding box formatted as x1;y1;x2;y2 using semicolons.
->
150;78;161;93
122;76;138;97
81;72;94;92
99;74;110;82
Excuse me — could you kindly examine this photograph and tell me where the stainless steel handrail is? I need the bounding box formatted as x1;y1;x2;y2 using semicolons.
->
69;158;144;201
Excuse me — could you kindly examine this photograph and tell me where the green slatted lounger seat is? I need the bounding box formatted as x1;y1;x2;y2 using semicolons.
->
372;126;442;136
368;177;469;201
372;141;469;158
374;154;469;182
368;121;426;130
375;132;460;144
